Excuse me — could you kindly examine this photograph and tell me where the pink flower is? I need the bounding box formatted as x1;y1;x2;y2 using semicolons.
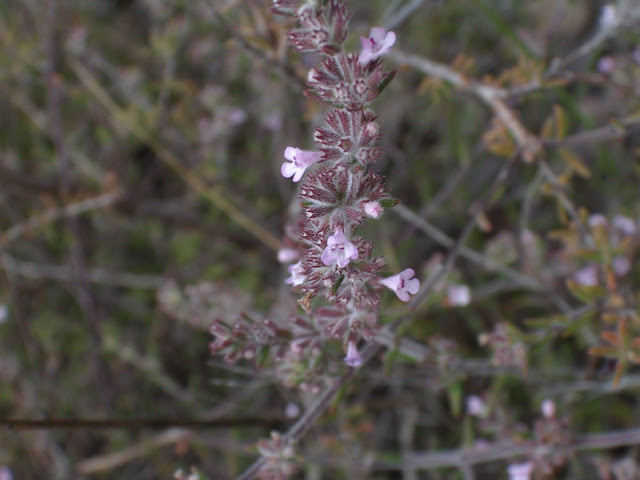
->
380;268;420;302
344;341;362;367
321;228;358;268
277;247;300;263
541;399;555;419
613;215;636;235
447;284;471;306
466;395;488;417
0;467;12;480
588;214;607;228
597;56;615;74
285;261;306;286
573;265;598;287
280;147;321;182
358;27;396;65
612;256;631;277
507;461;533;480
363;201;383;219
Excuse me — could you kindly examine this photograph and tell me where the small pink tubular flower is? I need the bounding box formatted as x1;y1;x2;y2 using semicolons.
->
358;27;396;65
344;341;362;367
380;268;420;302
507;461;533;480
541;399;555;419
612;256;631;277
277;247;300;263
363;201;383;219
321;228;358;268
613;214;636;235
285;261;306;286
466;395;488;417
573;265;598;287
447;284;471;306
280;146;321;182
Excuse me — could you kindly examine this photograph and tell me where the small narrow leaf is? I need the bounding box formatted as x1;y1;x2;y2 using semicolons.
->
559;148;590;178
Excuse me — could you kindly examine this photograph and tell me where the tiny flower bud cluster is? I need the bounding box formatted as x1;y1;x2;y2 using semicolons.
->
306;53;396;110
567;212;637;288
288;1;350;54
256;431;298;480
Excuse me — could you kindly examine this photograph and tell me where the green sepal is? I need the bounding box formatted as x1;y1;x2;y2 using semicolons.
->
376;70;396;93
331;275;345;295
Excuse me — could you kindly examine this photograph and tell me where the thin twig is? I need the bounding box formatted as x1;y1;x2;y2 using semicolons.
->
235;355;361;480
1;417;282;429
0;191;122;249
0;253;165;289
384;0;428;31
542;114;640;149
385;426;640;472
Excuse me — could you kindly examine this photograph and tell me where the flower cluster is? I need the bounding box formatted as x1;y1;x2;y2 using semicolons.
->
207;1;419;423
270;0;419;365
256;431;298;480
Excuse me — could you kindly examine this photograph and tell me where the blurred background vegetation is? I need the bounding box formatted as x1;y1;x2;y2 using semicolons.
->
1;0;640;478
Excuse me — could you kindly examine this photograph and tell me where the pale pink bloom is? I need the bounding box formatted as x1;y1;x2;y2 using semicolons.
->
363;201;383;219
380;268;420;302
612;256;631;277
285;402;300;419
321;228;358;268
280;147;321;182
277;248;300;263
0;467;12;480
227;107;247;126
344;341;362;367
613;215;636;235
600;4;618;29
541;399;555;419
358;27;396;65
588;214;607;228
611;255;631;277
507;461;533;480
466;395;488;417
473;439;491;451
597;56;615;74
285;261;306;286
447;284;471;306
573;265;598;287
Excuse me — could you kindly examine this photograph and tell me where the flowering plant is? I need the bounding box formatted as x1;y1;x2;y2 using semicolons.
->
211;1;417;380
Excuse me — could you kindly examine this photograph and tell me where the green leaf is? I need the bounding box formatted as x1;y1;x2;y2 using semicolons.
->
566;279;606;303
380;198;399;209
